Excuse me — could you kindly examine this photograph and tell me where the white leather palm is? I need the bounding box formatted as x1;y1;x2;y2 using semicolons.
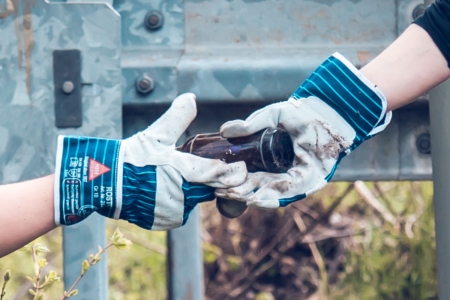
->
118;93;247;229
216;96;355;209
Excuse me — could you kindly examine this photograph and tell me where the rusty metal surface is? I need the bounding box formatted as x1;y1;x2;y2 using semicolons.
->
184;0;397;48
114;0;184;48
0;0;122;183
120;0;422;105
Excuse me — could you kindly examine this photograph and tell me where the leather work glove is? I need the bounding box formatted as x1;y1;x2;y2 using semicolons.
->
216;53;392;209
54;93;247;230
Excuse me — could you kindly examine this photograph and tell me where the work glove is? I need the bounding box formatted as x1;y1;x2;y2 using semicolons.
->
217;53;392;209
54;93;247;230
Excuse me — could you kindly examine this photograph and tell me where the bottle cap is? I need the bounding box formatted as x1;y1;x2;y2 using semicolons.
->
260;127;294;173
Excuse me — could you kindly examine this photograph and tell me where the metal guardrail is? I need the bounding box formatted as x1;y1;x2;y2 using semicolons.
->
430;78;450;299
0;0;436;299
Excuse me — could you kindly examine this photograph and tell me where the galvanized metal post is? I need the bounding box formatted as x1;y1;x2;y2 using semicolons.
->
168;207;204;300
429;79;450;299
63;215;108;300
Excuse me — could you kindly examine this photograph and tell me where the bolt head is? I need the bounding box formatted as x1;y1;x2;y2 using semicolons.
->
145;10;164;31
148;15;160;26
135;75;155;94
62;81;74;94
139;79;150;90
416;132;431;154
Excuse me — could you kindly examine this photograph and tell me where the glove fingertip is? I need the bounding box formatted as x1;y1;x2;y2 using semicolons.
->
220;121;248;138
183;92;196;101
173;93;197;118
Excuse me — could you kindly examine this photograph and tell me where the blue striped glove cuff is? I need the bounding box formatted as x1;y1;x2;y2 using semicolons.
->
292;52;392;145
216;53;392;209
54;136;123;226
54;136;217;229
118;164;215;230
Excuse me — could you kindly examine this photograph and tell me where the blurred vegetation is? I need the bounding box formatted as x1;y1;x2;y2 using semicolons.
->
201;181;437;300
0;221;167;300
0;181;437;299
330;182;436;300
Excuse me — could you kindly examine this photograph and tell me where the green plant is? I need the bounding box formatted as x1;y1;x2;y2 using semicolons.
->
1;270;11;300
9;228;133;300
25;245;60;300
0;224;166;300
62;228;132;300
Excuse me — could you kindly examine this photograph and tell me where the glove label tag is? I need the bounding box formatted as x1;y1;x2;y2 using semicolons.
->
55;136;121;225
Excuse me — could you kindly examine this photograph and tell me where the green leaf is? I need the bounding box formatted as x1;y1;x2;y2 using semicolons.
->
225;255;242;271
3;270;10;282
92;257;102;265
35;245;50;254
38;258;48;268
112;237;133;250
35;292;44;300
67;289;79;297
255;292;275;300
48;270;57;278
110;228;123;243
28;289;36;296
21;245;33;251
81;260;90;275
47;270;60;283
110;228;133;250
203;242;222;264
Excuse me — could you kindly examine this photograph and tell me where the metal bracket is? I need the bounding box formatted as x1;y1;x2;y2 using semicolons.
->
53;49;82;128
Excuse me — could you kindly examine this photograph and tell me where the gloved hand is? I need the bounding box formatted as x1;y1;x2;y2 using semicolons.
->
54;93;247;230
216;53;392;209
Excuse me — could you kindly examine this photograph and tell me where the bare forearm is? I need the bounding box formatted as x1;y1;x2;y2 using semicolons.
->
361;24;450;111
0;175;56;257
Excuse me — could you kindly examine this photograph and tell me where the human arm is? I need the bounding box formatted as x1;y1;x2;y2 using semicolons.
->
0;175;56;258
216;6;450;207
362;0;450;110
361;24;450;111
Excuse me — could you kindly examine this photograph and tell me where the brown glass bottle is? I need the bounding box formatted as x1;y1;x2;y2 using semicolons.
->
178;126;294;218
